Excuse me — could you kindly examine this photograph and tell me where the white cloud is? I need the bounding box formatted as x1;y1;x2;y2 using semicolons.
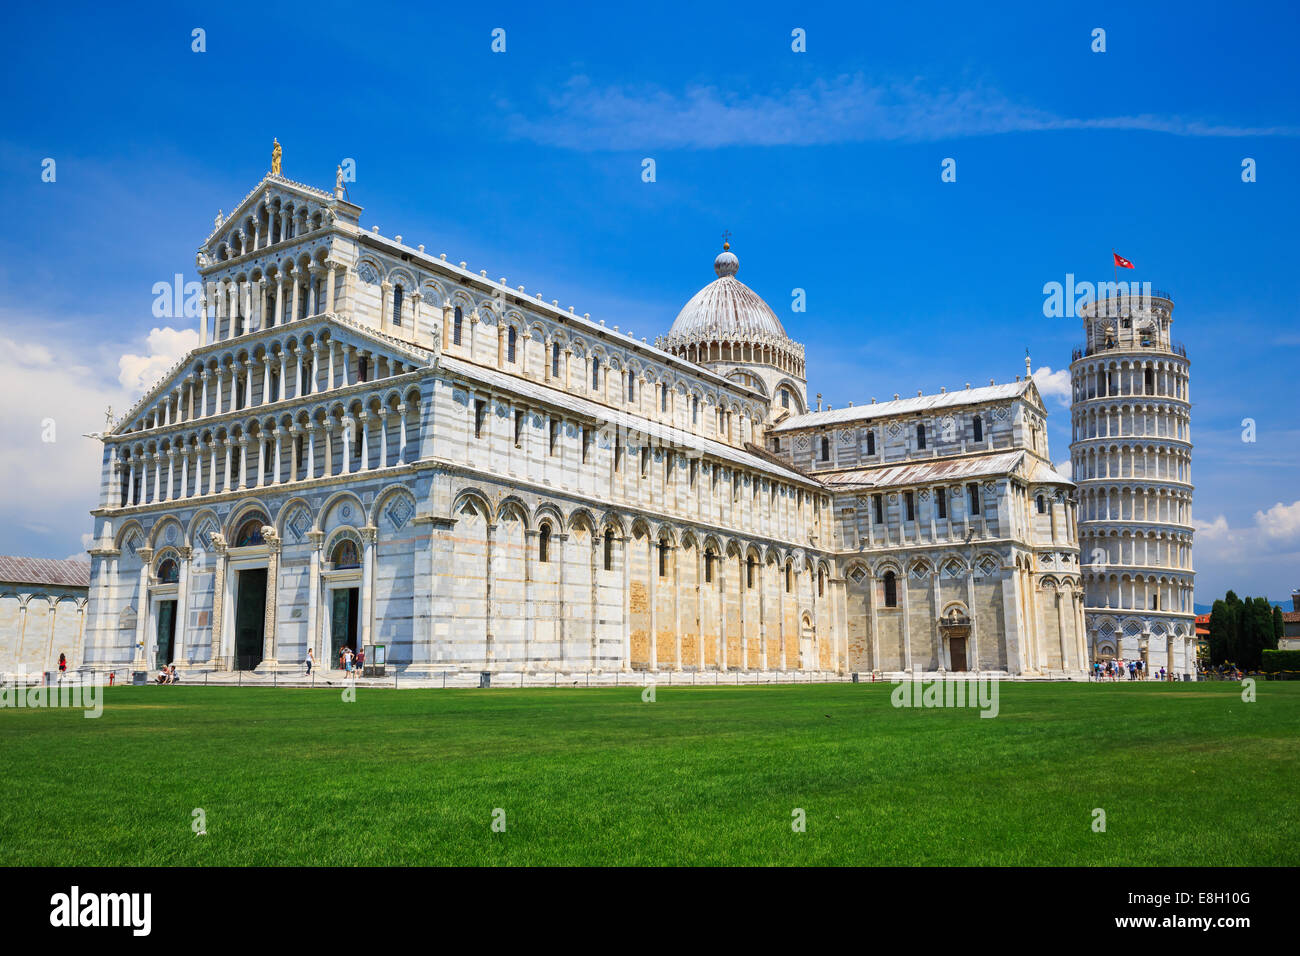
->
1192;514;1231;542
118;326;199;393
508;74;1300;151
1189;505;1300;602
0;311;197;561
1255;500;1300;542
1032;366;1072;406
1054;460;1072;480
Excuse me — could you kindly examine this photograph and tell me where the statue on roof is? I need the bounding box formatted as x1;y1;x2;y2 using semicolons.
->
271;138;282;175
214;209;223;229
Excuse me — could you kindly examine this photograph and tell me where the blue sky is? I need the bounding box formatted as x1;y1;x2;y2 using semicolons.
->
1;0;1296;602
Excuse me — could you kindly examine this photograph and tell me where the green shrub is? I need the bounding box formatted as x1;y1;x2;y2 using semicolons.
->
1261;649;1300;673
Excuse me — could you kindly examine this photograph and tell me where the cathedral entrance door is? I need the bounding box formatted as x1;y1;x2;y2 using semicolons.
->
234;568;267;670
155;599;177;667
330;587;360;668
949;637;968;672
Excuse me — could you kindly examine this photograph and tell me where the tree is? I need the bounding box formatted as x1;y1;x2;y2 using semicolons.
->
1224;591;1244;664
1208;599;1230;664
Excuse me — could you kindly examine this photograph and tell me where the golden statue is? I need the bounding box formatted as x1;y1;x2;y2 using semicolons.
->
271;138;282;175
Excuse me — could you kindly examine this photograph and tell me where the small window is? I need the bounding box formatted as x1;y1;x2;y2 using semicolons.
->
538;525;551;563
474;400;486;439
661;385;668;413
603;533;614;571
658;540;668;578
233;517;267;548
973;414;983;442
905;491;915;521
820;436;830;461
917;423;926;449
358;356;369;383
866;430;875;456
968;482;981;515
514;409;525;446
507;327;517;364
883;571;898;608
592;361;600;390
1144;368;1154;394
705;552;715;584
746;556;756;589
549;419;559;455
817;569;825;597
936;487;947;519
873;494;884;524
785;563;792;592
551;342;560;377
1036;494;1046;514
771;437;780;452
692;395;699;424
627;376;636;403
392;285;403;327
331;539;360;569
453;306;463;345
156;558;179;583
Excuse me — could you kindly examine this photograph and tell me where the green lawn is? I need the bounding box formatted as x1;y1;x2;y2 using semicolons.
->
0;681;1295;866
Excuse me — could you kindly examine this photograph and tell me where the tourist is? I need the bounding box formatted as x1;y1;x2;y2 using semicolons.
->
355;646;365;676
306;647;314;676
58;652;67;680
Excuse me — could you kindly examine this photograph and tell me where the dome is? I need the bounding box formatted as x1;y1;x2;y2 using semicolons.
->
665;245;789;342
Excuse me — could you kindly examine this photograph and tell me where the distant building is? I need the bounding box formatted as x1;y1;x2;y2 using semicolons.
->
1194;612;1210;659
0;556;91;676
1281;590;1300;651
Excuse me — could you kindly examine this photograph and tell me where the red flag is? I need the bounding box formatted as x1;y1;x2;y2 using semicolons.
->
1113;251;1135;270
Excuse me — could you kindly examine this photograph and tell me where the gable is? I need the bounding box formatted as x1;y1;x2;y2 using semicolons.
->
197;174;359;271
110;313;431;437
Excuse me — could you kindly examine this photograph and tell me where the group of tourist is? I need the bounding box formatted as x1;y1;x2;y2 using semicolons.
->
338;645;364;676
154;664;180;684
1091;658;1167;681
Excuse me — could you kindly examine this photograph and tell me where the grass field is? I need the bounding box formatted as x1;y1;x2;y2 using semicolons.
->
0;680;1295;866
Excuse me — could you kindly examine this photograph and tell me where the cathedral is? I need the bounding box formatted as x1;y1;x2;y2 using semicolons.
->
80;157;1104;679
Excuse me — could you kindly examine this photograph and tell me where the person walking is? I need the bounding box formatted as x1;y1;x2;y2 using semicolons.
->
58;652;67;681
306;646;314;676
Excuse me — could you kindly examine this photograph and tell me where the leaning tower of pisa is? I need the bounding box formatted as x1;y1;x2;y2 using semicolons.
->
1069;287;1196;676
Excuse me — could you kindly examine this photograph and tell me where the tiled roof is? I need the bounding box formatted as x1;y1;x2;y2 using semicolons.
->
1283;611;1300;623
0;556;91;588
771;380;1034;432
818;451;1026;490
437;355;818;487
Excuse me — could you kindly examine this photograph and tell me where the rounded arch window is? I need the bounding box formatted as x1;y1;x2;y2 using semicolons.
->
156;557;179;583
233;516;269;547
883;570;898;607
331;539;360;569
